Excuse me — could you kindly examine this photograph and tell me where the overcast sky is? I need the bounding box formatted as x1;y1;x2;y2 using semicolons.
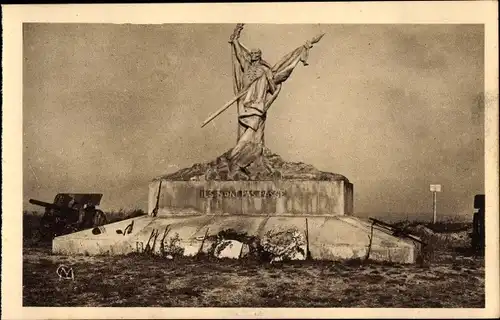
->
23;23;484;219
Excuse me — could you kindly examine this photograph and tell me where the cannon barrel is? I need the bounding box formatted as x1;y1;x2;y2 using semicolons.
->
29;199;74;211
369;218;425;245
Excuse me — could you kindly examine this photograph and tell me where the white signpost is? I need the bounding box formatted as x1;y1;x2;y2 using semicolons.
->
430;184;442;224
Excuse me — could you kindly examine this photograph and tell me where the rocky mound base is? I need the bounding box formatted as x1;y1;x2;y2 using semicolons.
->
158;148;348;182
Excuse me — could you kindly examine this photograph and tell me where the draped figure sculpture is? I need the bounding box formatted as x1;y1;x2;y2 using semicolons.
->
202;24;324;179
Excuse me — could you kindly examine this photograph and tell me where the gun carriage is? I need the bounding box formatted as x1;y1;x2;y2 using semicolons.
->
29;193;107;241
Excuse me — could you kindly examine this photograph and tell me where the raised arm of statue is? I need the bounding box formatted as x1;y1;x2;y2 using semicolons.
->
229;24;250;72
230;39;250;71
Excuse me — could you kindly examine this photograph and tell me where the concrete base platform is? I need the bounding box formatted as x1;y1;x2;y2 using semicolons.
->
53;215;420;264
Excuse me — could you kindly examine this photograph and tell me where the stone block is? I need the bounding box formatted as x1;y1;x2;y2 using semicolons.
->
148;180;354;216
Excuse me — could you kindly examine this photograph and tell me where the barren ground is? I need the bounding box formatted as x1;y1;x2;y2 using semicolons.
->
23;240;484;307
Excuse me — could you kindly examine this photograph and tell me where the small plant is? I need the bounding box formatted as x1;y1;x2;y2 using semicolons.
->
261;227;306;263
205;228;308;263
417;233;438;267
162;233;185;258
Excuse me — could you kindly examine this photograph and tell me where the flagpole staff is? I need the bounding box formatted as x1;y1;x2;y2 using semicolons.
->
200;88;249;128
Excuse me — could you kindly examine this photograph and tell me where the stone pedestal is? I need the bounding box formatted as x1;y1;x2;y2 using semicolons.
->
51;159;420;264
148;180;354;216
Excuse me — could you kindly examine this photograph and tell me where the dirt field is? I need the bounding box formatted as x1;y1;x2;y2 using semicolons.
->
23;227;484;308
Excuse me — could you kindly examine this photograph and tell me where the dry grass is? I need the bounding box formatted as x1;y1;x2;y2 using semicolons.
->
23;214;484;308
23;246;484;307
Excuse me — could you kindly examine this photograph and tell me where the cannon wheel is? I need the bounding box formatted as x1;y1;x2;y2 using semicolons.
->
35;210;71;242
92;210;108;227
35;210;57;242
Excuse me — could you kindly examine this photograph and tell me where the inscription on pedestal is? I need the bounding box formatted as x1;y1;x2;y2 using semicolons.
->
149;180;353;216
199;189;287;198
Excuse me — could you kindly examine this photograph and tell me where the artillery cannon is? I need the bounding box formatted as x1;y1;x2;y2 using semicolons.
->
29;193;107;241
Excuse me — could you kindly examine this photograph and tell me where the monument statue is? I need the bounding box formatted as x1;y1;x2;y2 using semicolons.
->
202;24;325;179
48;24;417;268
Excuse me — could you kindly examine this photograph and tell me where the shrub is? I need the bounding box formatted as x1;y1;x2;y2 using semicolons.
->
161;233;185;258
261;227;306;263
